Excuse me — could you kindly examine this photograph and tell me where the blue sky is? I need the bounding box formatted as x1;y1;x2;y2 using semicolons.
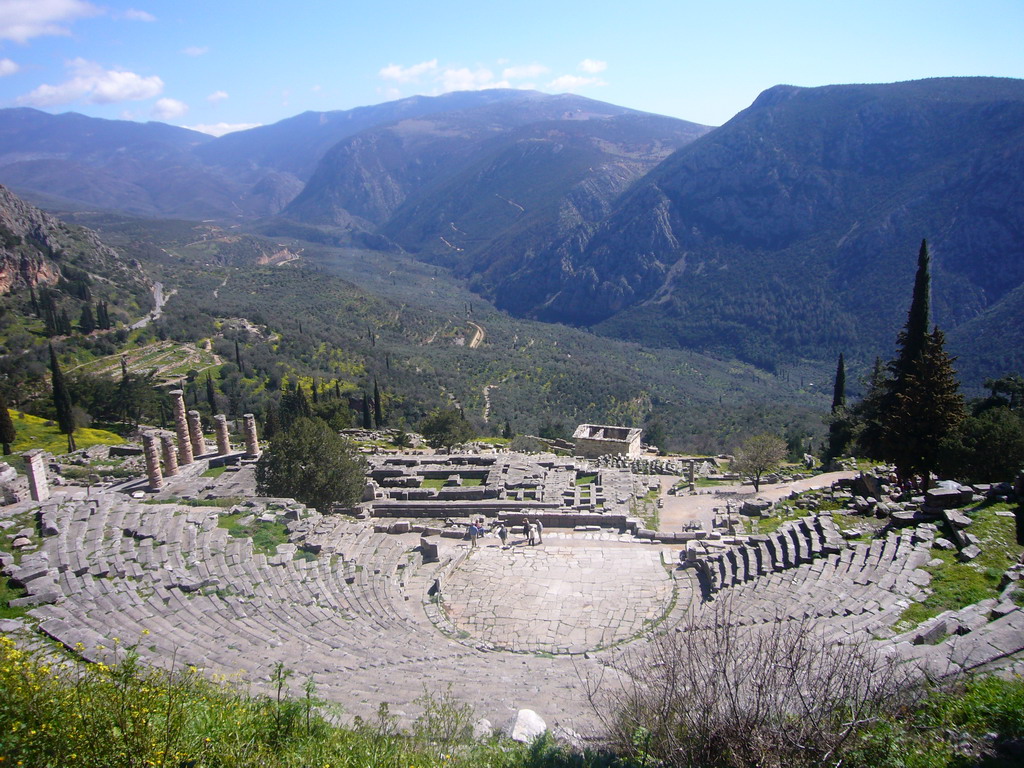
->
1;0;1022;136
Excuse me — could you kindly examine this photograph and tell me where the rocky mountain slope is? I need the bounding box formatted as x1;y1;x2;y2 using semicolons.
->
281;93;710;254
0;184;151;321
453;78;1024;377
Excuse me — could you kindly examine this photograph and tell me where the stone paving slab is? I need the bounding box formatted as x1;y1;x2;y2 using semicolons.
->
440;545;677;653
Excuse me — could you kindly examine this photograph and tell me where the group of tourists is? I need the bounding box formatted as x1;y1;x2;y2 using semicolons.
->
467;517;543;548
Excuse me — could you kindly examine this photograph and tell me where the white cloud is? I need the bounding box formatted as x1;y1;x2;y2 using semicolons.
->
182;46;208;57
502;64;548;80
0;58;19;77
441;67;495;92
121;8;156;21
151;97;188;120
379;59;437;83
206;90;229;103
548;74;606;92
18;58;163;106
0;0;99;43
186;122;262;137
578;58;607;74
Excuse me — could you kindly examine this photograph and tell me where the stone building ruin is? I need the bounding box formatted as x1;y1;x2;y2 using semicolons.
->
572;423;642;459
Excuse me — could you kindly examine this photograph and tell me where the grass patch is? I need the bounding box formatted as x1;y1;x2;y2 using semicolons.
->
217;513;289;556
9;409;126;455
575;473;598;486
894;502;1023;631
201;465;228;478
142;496;242;507
421;478;446;489
0;578;29;620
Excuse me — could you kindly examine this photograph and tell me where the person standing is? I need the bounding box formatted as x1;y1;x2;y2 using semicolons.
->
528;523;538;546
468;522;479;548
522;518;530;543
497;523;508;548
536;519;544;544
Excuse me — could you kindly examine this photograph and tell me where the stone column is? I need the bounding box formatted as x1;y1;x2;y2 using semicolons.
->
242;413;261;457
169;389;193;465
24;449;50;502
214;414;231;455
142;432;163;491
688;460;696;492
160;433;179;477
187;410;205;457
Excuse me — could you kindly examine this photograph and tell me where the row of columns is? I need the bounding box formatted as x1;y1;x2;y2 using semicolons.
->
144;390;261;492
22;393;262;500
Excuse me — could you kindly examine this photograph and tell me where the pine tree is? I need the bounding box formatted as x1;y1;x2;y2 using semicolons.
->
0;391;17;455
885;328;964;485
49;344;76;452
854;240;965;485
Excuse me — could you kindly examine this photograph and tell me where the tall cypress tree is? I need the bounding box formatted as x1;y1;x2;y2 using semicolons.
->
824;353;852;463
49;343;76;452
206;375;217;413
0;391;17;455
79;302;96;334
858;240;964;485
362;392;372;430
373;378;383;427
831;353;846;413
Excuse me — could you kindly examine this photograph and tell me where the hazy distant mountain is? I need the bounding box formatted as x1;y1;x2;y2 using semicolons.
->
282;92;710;253
453;77;1024;380
195;90;550;180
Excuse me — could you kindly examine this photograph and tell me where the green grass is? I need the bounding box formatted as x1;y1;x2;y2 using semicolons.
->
0;578;29;620
421;478;446;489
2;632;1021;768
217;513;289;556
9;409;126;455
202;465;228;478
142;496;241;508
575;473;598;486
894;502;1023;632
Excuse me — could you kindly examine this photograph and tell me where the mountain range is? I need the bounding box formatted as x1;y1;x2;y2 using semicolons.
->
1;79;1022;384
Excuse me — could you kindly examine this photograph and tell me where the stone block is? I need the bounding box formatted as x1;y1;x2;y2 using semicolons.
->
852;473;884;500
957;544;981;562
943;510;972;529
925;487;964;510
740;498;773;516
500;709;547;743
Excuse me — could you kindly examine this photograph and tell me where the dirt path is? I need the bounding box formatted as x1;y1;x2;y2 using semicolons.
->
656;470;858;532
467;321;485;349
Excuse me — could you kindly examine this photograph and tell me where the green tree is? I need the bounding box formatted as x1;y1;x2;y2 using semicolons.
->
732;433;786;492
937;406;1024;483
205;374;217;413
823;353;853;463
361;392;372;430
49;343;76;452
255;417;367;512
420;407;474;451
78;302;96;335
887;328;964;483
865;241;965;485
373;378;383;428
0;391;17;455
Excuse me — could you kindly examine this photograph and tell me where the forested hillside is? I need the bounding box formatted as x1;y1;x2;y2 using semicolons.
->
454;78;1024;380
